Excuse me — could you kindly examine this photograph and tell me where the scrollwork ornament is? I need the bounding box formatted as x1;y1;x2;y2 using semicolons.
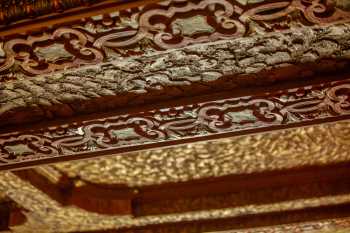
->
2;79;350;167
0;27;103;76
0;0;349;78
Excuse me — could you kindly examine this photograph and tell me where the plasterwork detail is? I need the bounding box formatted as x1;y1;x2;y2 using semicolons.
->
0;0;349;77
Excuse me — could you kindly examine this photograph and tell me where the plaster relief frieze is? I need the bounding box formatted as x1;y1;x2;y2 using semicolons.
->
0;0;349;78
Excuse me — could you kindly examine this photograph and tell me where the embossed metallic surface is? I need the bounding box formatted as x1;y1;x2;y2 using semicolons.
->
1;170;350;232
0;122;350;231
54;121;350;186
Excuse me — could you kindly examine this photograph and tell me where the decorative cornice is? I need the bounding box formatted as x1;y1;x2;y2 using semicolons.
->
2;76;350;170
1;23;350;128
2;121;350;231
0;0;349;78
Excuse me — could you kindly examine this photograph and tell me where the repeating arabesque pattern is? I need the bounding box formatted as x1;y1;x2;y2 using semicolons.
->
1;78;350;166
0;0;349;77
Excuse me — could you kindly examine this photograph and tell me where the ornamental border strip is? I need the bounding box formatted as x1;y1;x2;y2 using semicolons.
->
0;0;349;78
1;77;350;170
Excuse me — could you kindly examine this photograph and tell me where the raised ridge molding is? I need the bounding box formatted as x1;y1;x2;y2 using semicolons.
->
1;23;350;127
0;0;349;78
2;75;350;170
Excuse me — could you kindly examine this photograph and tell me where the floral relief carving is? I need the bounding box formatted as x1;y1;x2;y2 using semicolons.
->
0;0;349;78
1;22;350;120
0;0;107;25
1;78;350;167
0;28;103;75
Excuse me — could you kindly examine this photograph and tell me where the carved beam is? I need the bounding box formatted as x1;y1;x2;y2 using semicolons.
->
0;0;163;36
2;74;350;170
2;23;350;128
1;0;349;78
1;0;350;170
1;0;349;38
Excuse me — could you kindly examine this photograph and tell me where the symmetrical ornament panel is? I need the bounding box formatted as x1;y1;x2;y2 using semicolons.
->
2;78;350;168
0;0;349;78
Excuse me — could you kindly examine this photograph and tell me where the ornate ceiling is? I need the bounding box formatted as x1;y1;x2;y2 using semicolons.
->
1;0;350;232
0;121;349;232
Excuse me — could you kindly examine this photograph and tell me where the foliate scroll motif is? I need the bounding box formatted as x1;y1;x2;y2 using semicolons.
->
1;79;350;166
0;28;104;76
0;0;349;77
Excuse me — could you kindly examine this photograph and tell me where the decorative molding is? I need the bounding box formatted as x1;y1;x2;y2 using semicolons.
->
1;23;350;127
2;122;350;231
8;121;350;216
2;77;350;169
0;0;349;78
